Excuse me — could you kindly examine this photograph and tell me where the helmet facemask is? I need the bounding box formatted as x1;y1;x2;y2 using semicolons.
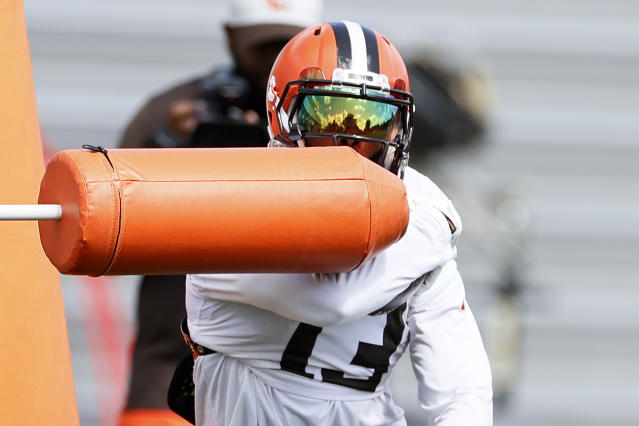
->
273;77;414;176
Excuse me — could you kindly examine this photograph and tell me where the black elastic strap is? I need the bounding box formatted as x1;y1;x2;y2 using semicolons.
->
181;318;216;358
82;144;108;154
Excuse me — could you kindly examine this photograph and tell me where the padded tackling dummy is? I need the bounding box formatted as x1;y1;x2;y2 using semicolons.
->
38;146;408;276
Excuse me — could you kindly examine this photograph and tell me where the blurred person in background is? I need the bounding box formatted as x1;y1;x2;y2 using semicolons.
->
407;47;528;409
406;45;491;165
117;1;322;424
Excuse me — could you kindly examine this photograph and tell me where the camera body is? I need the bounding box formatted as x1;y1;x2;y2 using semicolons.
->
199;68;253;124
153;68;269;148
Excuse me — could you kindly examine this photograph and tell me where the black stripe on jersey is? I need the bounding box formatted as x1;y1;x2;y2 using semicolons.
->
330;22;352;69
321;303;407;392
361;25;380;73
280;323;323;379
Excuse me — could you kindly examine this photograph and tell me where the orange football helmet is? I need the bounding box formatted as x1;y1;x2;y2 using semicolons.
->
266;21;414;176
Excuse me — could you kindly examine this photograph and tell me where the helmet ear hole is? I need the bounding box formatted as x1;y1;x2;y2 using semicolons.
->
393;79;406;91
299;67;326;79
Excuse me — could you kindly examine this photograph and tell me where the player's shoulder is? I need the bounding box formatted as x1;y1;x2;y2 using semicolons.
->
403;166;448;200
403;166;462;241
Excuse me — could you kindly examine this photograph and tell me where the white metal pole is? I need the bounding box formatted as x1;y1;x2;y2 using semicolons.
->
0;204;62;220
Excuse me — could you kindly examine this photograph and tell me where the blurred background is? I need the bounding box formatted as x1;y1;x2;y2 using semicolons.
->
23;0;639;425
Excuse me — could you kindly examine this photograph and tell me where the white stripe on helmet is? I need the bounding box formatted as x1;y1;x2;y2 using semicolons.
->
343;21;368;73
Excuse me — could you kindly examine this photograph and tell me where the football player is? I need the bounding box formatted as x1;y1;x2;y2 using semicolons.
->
186;21;493;425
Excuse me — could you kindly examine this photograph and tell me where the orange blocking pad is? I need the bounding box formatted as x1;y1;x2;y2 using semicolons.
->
0;0;79;424
38;146;408;276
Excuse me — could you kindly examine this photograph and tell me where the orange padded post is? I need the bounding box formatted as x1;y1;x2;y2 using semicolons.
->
0;1;79;424
38;147;409;276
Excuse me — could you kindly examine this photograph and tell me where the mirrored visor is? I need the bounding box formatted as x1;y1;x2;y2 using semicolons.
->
296;87;402;142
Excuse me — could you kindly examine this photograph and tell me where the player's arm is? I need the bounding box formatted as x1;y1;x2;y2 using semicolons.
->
407;261;493;425
188;195;458;327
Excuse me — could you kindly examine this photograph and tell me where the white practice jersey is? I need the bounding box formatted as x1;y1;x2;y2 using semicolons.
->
187;167;492;425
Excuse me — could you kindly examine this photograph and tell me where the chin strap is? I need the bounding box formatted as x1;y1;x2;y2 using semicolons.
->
396;152;409;179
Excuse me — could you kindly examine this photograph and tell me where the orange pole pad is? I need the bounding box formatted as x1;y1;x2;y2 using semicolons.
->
38;147;408;276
